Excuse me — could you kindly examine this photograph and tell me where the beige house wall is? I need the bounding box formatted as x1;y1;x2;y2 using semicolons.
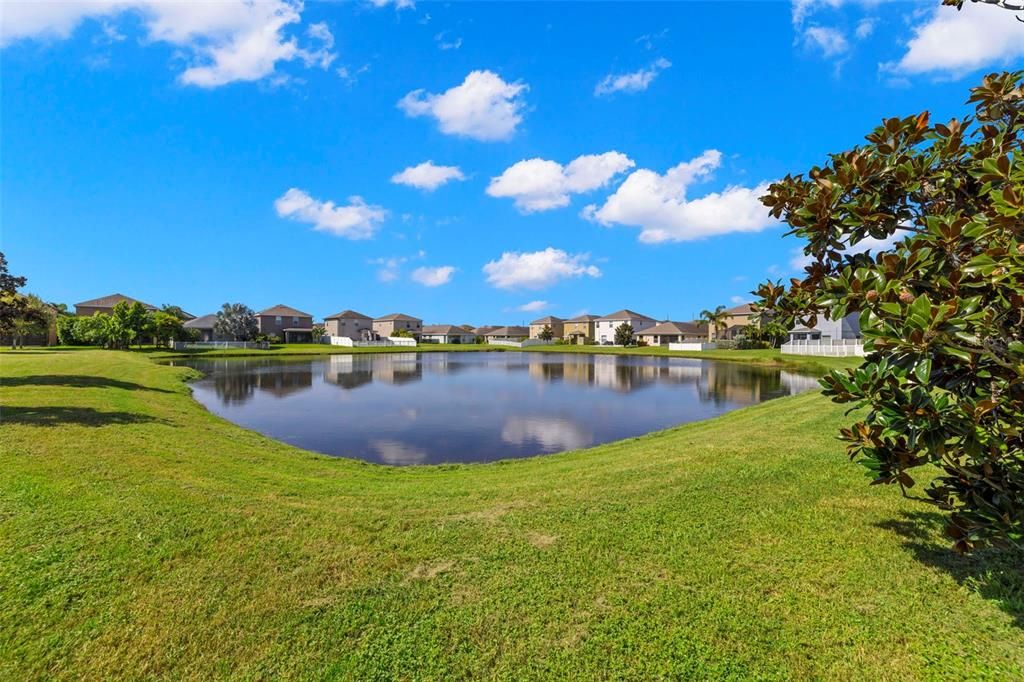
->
529;322;564;339
326;317;373;339
373;319;422;337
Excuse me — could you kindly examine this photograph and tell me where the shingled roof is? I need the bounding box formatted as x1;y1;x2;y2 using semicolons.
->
374;313;422;322
529;315;564;325
256;304;313;318
324;309;372;320
74;293;156;310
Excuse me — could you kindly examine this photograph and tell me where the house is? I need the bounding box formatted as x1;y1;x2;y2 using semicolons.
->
636;321;707;346
712;302;760;340
74;293;157;317
182;314;231;342
788;311;861;342
472;325;500;337
420;324;478;344
529;316;564;340
563;314;600;345
324;309;374;340
255;304;314;343
482;326;529;342
594;309;656;344
373;313;423;338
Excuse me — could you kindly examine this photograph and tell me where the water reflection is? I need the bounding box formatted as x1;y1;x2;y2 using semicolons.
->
175;352;820;464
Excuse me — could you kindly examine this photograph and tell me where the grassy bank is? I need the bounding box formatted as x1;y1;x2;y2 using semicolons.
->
2;350;1022;678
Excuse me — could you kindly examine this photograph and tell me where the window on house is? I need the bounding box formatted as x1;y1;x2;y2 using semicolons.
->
275;316;282;324
292;317;298;325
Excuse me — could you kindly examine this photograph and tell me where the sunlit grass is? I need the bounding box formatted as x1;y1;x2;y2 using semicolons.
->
1;349;1021;678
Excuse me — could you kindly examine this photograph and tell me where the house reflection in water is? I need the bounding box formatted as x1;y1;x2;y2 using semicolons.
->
205;358;313;404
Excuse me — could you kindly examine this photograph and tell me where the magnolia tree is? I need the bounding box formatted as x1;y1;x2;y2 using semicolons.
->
214;303;258;341
755;72;1023;552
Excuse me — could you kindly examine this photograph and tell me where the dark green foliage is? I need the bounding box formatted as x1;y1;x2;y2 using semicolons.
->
538;324;554;341
756;72;1024;552
214;303;258;341
614;322;634;346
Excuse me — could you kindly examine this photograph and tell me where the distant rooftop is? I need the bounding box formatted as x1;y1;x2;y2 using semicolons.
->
74;293;156;311
597;309;654;321
325;309;372;320
257;304;313;318
375;313;422;322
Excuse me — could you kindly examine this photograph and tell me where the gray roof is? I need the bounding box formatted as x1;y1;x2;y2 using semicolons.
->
422;324;475;335
374;313;422;322
257;304;313;318
484;326;529;337
325;309;372;320
472;325;500;335
184;314;218;330
596;309;654;321
566;314;600;322
74;293;156;310
724;302;756;315
640;321;706;336
530;316;564;325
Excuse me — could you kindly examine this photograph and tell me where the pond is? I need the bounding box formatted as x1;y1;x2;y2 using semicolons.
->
172;352;821;465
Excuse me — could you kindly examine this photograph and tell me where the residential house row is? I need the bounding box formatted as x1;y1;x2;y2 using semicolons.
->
67;294;861;348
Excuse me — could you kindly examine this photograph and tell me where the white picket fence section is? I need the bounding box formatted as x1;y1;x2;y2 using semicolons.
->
327;336;417;348
486;339;554;348
668;342;718;352
782;339;865;357
170;341;269;350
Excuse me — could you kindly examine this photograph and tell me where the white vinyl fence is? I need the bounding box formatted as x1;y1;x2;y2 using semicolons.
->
486;339;553;348
327;336;417;348
782;339;865;357
171;341;269;350
668;342;718;352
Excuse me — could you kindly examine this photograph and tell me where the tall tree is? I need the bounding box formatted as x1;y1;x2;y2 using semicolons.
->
214;303;258;341
613;322;634;346
538;324;554;341
756;71;1024;552
0;252;29;338
700;305;729;340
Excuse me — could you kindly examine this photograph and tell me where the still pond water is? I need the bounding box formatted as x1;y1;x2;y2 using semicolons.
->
174;352;820;465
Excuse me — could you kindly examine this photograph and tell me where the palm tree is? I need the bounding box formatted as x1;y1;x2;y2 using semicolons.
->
700;305;730;341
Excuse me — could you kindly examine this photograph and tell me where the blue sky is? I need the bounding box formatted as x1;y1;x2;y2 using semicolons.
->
2;1;1022;324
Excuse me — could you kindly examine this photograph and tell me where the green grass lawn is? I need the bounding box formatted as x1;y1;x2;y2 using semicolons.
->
1;349;1022;679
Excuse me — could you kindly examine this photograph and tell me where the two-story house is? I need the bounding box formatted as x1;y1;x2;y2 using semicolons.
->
255;304;314;343
528;316;564;340
373;313;422;338
324;309;374;340
563;314;600;344
594;309;656;344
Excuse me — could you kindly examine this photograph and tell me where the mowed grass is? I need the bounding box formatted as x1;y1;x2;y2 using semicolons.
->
1;350;1022;679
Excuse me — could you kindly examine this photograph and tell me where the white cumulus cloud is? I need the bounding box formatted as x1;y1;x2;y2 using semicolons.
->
803;26;849;57
487;152;634;212
275;188;386;240
410;265;456;287
398;70;527;141
582;150;776;244
0;1;336;88
594;57;671;96
483;248;601;290
391;161;466;191
517;300;550;312
886;3;1024;78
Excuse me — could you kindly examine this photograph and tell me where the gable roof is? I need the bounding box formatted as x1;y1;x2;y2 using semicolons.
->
183;314;218;329
74;293;156;310
566;314;600;322
529;316;564;325
325;309;372;320
596;309;654;321
484;326;528;337
472;325;500;335
724;302;756;316
375;313;422;322
640;321;706;336
422;324;475;335
257;304;313;318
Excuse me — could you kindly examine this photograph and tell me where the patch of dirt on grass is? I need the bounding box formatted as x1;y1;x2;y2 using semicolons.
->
527;532;558;548
407;560;455;581
443;501;534;525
